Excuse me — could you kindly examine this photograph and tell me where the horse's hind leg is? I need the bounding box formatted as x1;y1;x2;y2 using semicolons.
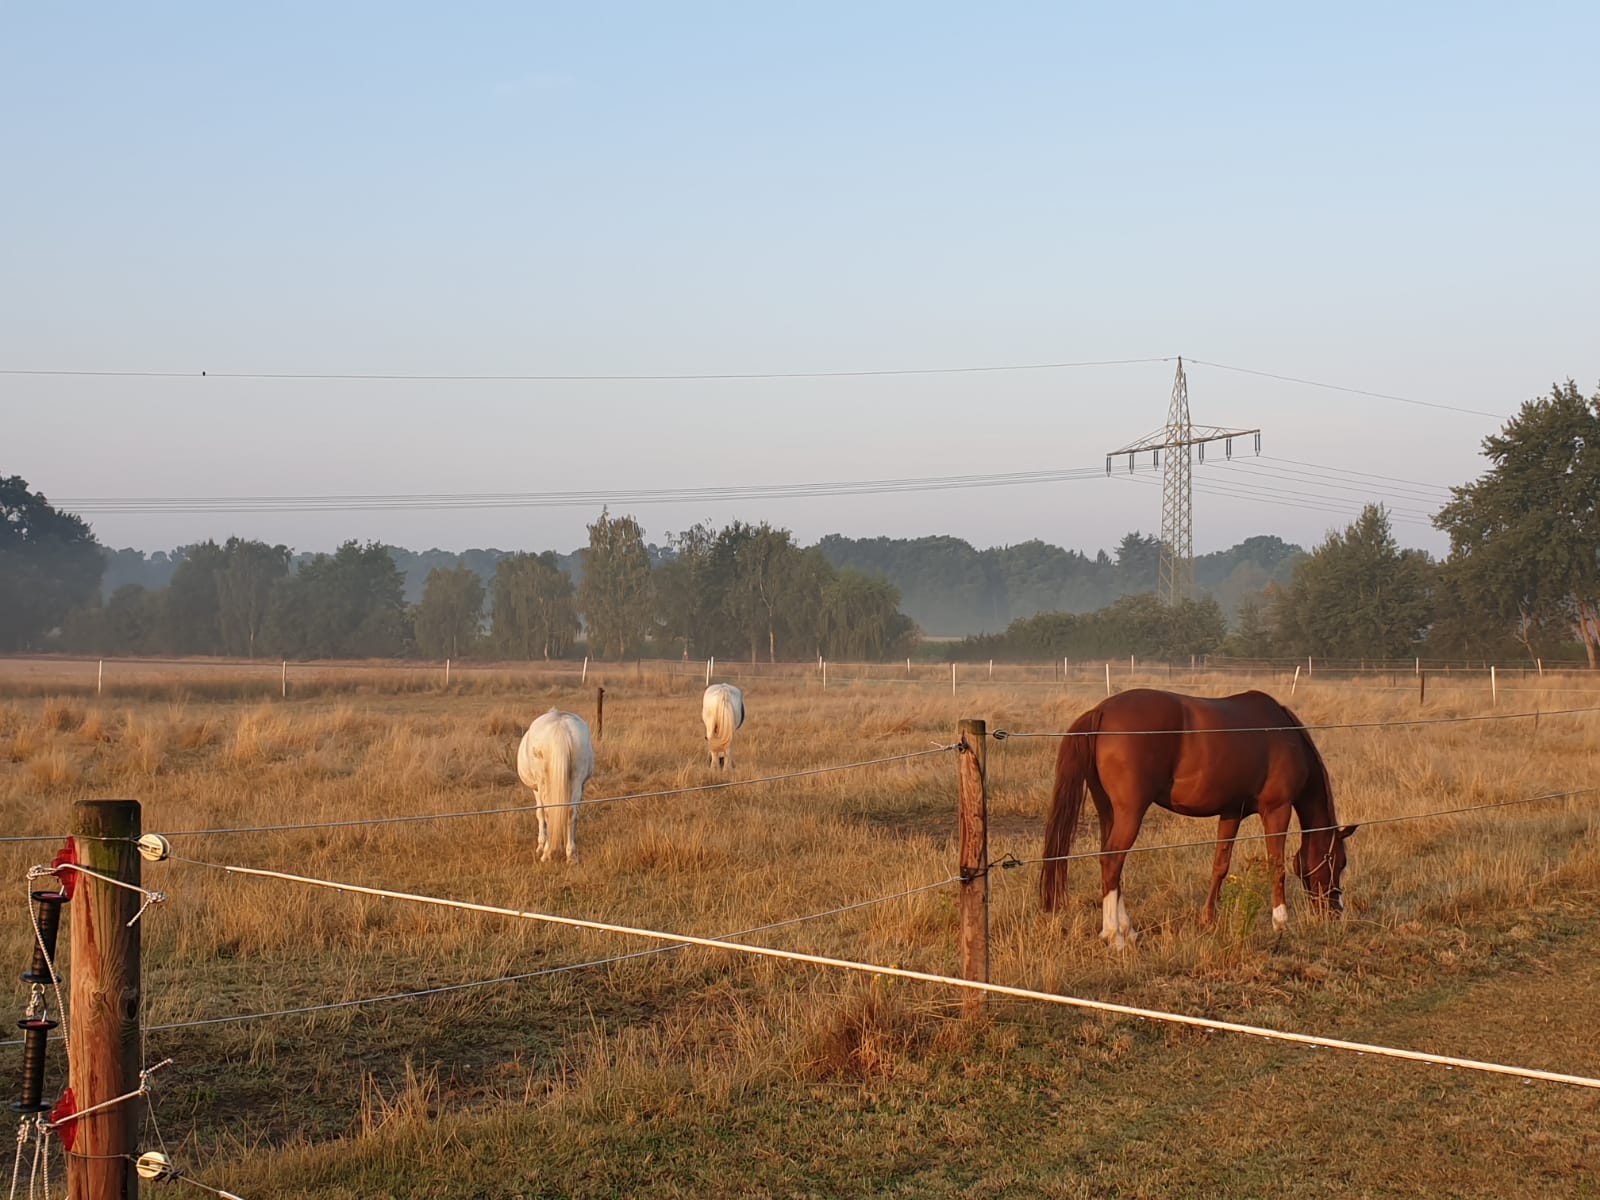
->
1093;784;1144;950
1202;814;1242;928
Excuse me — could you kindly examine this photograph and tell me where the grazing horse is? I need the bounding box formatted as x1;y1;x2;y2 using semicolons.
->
1040;688;1356;949
517;709;594;863
701;683;745;771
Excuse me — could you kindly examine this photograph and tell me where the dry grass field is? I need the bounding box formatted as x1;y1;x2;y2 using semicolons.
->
2;658;1599;1197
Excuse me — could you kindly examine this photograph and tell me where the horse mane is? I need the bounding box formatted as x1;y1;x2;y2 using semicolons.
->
1275;700;1336;823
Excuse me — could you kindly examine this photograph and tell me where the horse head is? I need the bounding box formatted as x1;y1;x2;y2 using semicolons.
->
1293;824;1357;916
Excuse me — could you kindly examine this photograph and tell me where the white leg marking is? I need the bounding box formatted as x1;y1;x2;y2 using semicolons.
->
1101;891;1120;944
1272;903;1288;929
1118;894;1138;946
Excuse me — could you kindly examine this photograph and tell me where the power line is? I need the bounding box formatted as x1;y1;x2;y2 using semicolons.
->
1256;455;1457;496
1185;358;1508;420
1113;472;1438;528
57;467;1111;515
1220;460;1449;507
0;356;1171;384
4;355;1513;425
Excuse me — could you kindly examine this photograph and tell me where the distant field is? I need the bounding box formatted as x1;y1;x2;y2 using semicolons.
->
2;658;1598;1197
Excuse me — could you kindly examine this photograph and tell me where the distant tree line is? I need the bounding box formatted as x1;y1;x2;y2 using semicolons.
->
7;379;1599;665
20;506;918;663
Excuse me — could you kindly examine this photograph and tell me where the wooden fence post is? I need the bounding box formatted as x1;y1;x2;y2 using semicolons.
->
96;660;103;697
957;718;989;1018
595;686;605;741
281;660;287;699
1419;669;1426;706
68;800;142;1200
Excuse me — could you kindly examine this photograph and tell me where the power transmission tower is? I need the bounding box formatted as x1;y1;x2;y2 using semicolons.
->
1106;358;1261;606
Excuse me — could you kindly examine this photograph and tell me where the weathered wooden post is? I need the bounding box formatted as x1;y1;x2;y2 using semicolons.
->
96;660;103;697
68;800;142;1200
281;660;287;699
1419;669;1426;706
595;686;605;742
957;718;989;1017
444;657;451;688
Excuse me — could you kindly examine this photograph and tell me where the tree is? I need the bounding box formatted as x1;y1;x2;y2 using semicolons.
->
655;521;720;657
1114;532;1162;595
578;510;654;658
216;538;292;657
1434;380;1600;666
492;552;579;659
1271;505;1433;659
818;569;915;659
265;541;408;659
413;564;485;659
158;542;228;654
1221;598;1275;659
0;475;104;651
715;521;804;662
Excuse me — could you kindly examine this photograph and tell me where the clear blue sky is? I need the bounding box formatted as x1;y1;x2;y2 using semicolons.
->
5;3;1596;559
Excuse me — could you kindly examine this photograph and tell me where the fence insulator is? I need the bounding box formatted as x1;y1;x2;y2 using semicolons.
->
12;1016;57;1113
23;890;68;985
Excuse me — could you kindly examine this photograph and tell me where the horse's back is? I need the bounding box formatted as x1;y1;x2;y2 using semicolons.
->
703;684;744;733
519;708;594;789
1090;688;1309;815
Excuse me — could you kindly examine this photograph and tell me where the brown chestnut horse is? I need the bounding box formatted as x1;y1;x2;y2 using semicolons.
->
1040;689;1356;948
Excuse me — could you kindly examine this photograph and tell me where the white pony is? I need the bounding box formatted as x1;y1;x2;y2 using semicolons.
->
516;709;594;863
701;683;745;771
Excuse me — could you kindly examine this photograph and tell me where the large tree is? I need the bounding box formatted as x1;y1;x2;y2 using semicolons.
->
1271;505;1434;659
1434;380;1600;666
655;521;720;658
0;475;104;651
714;521;806;663
578;510;654;658
413;564;485;659
265;541;408;659
817;568;915;660
216;538;292;658
491;552;579;659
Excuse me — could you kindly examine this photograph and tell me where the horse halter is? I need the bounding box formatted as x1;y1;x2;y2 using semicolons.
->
1298;831;1345;913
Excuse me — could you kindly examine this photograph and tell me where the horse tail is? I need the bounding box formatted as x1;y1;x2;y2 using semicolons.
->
1041;705;1103;912
541;718;576;856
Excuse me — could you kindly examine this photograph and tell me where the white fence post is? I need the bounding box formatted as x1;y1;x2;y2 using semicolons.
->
1291;664;1301;696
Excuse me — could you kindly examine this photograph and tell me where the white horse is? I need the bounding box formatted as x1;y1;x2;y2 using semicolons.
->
702;683;745;771
516;709;594;863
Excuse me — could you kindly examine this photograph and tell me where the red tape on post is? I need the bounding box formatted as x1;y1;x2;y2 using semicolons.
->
50;839;77;900
48;1088;76;1151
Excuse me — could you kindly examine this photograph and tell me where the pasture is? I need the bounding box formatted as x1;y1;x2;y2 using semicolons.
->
2;658;1599;1197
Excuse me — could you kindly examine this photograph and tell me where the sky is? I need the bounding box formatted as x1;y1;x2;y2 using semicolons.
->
5;3;1597;561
